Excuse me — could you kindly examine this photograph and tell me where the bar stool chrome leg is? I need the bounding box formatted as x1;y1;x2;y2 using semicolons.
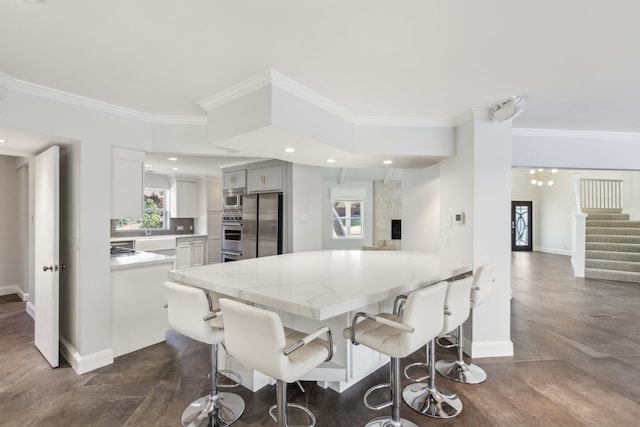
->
435;323;487;384
402;340;462;419
365;357;418;427
181;342;245;427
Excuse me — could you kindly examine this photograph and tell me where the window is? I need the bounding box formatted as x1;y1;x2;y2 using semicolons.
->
115;188;169;231
331;187;366;239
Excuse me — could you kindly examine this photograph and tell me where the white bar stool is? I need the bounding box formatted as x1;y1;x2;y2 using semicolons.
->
343;281;449;427
218;298;334;427
164;282;245;427
435;264;495;384
402;276;473;418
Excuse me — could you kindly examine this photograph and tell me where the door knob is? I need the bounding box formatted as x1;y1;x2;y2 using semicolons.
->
43;264;66;272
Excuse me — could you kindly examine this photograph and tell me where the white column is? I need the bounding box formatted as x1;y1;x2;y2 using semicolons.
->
439;111;514;358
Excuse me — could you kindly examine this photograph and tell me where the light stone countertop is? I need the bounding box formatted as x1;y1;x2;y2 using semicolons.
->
169;250;471;321
110;251;175;270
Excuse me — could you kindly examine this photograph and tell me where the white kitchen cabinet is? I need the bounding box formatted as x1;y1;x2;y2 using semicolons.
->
176;236;206;268
171;180;197;218
207;238;221;264
111;261;172;357
206;179;223;211
223;170;246;189
111;147;144;219
247;165;282;193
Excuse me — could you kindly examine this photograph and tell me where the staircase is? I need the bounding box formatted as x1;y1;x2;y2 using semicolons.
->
584;208;640;283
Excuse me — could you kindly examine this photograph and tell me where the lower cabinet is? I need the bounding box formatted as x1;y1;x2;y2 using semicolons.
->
111;261;173;357
176;236;206;268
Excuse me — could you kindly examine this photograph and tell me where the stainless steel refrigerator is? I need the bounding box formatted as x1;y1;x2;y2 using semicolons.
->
242;192;283;259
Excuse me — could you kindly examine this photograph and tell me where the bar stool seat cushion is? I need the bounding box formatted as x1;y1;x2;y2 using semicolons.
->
343;282;448;359
343;313;407;358
220;299;332;384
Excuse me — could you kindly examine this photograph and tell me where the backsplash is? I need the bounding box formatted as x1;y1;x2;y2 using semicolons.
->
110;218;195;238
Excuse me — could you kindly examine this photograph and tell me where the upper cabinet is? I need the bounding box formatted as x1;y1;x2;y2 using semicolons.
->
111;147;144;219
170;179;197;218
206;179;223;212
223;170;246;189
247;165;282;193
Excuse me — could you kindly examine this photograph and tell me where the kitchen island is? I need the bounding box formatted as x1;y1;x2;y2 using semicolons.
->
169;250;470;392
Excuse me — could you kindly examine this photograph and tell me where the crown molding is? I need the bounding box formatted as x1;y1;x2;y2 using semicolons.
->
513;128;640;140
197;69;273;112
270;69;360;123
0;71;207;126
199;68;455;128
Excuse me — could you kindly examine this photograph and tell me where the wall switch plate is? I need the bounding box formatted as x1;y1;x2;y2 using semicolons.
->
177;225;184;231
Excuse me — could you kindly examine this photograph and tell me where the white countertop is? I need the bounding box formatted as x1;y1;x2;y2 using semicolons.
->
110;251;175;270
110;234;206;243
168;250;471;320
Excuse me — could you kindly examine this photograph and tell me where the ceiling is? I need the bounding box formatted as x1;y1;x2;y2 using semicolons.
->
2;0;640;173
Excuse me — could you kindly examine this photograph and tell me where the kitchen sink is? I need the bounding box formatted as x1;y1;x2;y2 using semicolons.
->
135;236;176;251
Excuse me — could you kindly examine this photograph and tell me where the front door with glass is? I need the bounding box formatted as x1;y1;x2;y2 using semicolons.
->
512;201;533;251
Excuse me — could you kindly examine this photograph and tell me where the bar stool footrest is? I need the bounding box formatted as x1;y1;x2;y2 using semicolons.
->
403;362;430;382
269;402;317;427
217;369;242;388
363;383;393;410
435;335;458;349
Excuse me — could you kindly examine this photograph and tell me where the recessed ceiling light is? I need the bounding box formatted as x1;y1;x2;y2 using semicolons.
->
168;157;178;161
284;147;295;153
144;163;153;168
172;167;179;171
327;158;336;163
0;139;7;144
383;160;393;165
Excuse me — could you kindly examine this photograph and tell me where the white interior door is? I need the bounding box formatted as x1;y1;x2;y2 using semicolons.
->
34;146;60;368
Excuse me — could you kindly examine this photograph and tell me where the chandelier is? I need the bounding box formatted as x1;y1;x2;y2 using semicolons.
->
530;168;557;186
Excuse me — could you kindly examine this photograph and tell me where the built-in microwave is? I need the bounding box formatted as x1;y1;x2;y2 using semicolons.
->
223;188;244;211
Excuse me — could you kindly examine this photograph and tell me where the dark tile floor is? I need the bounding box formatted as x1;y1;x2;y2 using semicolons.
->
1;252;639;426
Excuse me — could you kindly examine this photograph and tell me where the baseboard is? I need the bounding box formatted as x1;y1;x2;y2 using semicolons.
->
26;301;35;319
535;247;571;256
0;284;28;300
467;339;514;358
59;336;114;375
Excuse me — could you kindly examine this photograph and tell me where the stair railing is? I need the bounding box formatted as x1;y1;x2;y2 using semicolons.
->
580;179;623;210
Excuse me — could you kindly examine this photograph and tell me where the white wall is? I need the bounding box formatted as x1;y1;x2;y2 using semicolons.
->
17;160;31;304
1;87;156;372
439;121;474;266
401;165;440;253
0;156;20;297
291;164;323;252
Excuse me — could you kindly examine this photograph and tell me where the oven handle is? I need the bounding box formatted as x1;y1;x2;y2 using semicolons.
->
222;222;242;227
221;250;242;256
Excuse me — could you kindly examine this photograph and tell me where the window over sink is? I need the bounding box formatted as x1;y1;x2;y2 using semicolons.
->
115;188;169;231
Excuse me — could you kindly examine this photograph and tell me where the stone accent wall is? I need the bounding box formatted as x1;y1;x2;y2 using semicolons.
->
373;180;401;250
